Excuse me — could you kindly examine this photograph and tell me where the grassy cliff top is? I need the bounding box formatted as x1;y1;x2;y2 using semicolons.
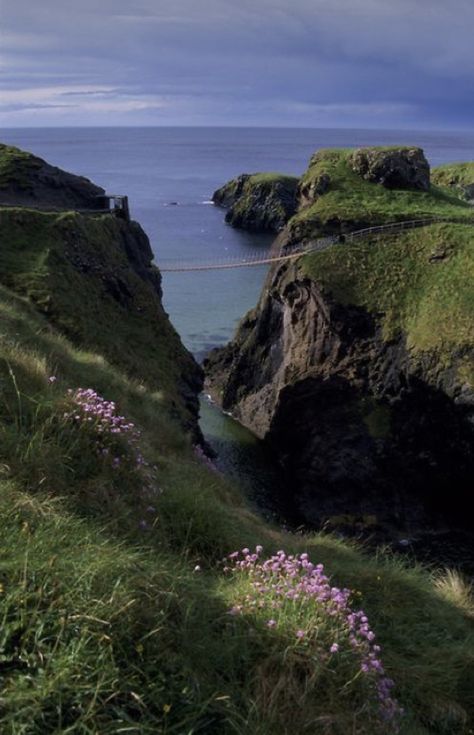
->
247;172;299;186
0;142;104;206
0;143;42;190
302;222;474;375
213;172;298;203
291;148;472;233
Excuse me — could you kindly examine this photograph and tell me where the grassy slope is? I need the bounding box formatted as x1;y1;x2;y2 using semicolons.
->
0;187;473;731
292;149;472;231
1;284;473;734
432;162;474;199
0;144;42;191
302;223;474;372
0;208;198;425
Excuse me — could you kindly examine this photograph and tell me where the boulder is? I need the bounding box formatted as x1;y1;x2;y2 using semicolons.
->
350;146;430;191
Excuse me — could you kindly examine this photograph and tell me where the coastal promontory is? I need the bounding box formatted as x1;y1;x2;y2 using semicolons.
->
205;146;474;532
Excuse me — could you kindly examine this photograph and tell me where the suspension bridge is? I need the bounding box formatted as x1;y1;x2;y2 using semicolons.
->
157;217;459;272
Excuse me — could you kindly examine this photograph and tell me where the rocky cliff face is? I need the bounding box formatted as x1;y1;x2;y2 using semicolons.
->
205;254;473;530
205;147;474;533
213;173;299;232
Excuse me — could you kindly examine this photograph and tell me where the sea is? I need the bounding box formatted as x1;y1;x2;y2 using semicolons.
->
2;126;473;513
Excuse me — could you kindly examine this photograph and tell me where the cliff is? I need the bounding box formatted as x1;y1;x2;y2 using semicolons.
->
205;147;474;531
0;143;106;208
1;144;473;734
0;143;203;432
432;161;474;203
213;172;299;232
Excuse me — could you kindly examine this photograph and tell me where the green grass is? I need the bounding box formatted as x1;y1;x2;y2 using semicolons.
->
248;172;299;187
290;149;472;238
0;208;199;427
301;223;474;373
0;144;42;191
432;162;474;200
0;237;474;731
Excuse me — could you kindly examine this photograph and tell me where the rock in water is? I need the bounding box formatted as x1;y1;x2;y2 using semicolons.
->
212;173;299;233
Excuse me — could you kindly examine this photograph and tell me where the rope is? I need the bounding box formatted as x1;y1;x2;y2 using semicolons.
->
159;216;467;272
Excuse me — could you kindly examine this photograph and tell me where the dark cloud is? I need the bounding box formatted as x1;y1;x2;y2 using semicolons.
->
0;0;473;127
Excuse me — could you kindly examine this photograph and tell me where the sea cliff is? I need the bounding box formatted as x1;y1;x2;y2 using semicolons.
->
1;143;473;734
213;172;299;232
205;147;474;531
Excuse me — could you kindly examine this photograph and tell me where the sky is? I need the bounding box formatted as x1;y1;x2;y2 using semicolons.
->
1;0;473;129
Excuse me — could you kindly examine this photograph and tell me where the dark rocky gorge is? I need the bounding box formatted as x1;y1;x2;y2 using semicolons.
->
205;146;474;544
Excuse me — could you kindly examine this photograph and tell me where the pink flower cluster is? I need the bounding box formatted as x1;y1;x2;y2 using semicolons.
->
225;547;403;730
65;388;146;469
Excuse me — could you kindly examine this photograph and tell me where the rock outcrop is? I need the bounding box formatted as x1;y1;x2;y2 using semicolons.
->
205;147;474;533
349;147;430;191
0;143;105;208
213;173;298;232
205;252;473;530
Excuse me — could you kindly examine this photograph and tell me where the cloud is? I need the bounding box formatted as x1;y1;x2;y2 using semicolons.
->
0;0;472;127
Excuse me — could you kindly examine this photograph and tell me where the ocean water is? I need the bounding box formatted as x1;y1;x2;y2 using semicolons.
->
2;126;474;358
2;126;473;505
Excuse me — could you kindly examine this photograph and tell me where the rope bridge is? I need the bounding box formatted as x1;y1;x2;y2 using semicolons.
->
158;217;459;272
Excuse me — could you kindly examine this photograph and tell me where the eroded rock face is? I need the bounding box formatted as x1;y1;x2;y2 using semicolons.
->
350;147;430;191
212;174;299;232
298;173;331;209
205;260;474;530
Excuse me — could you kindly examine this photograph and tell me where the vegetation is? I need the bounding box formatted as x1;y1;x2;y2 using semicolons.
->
1;283;474;733
1;152;474;732
0;144;41;191
247;172;299;186
291;148;472;236
0;208;198;425
302;222;474;368
214;172;299;232
432;162;474;200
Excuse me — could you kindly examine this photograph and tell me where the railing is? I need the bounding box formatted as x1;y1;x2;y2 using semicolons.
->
159;216;472;272
0;195;129;219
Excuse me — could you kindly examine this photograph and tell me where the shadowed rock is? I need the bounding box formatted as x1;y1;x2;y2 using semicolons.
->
212;173;299;233
0;143;105;209
350;146;430;191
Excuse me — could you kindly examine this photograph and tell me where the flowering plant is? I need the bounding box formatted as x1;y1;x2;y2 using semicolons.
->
64;388;146;471
224;546;403;731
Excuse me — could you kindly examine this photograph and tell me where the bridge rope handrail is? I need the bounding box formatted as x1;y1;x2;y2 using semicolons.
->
158;215;472;272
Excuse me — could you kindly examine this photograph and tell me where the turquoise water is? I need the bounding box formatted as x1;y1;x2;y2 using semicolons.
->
2;126;473;507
